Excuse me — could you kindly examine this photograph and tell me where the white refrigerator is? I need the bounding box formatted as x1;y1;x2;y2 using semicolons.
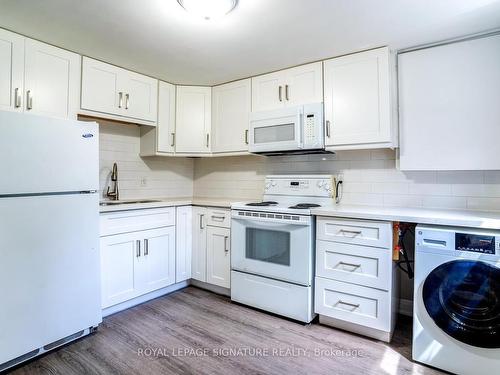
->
0;111;102;371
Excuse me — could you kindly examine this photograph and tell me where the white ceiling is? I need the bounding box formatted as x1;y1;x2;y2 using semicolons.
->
1;0;499;85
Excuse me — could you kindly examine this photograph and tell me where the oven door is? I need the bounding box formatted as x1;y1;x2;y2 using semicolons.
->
231;213;313;286
249;106;303;153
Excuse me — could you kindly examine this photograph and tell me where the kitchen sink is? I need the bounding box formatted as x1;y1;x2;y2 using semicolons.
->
99;199;162;206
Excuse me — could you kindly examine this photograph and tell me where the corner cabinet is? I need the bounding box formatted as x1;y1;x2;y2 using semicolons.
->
175;86;211;154
0;28;80;119
323;47;396;150
251;62;323;111
81;57;158;125
211;78;251;154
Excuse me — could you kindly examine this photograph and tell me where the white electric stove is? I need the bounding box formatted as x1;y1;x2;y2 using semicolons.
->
230;175;335;323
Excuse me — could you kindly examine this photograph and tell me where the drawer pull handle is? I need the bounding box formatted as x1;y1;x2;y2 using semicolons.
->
337;300;360;309
339;229;362;237
211;215;225;221
338;261;361;269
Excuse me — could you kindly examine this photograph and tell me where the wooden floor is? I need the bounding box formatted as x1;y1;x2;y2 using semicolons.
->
9;287;443;375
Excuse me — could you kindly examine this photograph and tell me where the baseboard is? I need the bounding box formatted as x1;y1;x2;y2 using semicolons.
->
102;281;189;317
398;298;413;317
190;279;231;297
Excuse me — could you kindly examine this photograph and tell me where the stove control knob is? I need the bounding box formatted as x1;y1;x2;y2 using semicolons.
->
317;181;324;188
324;183;331;191
271;181;277;187
265;182;271;190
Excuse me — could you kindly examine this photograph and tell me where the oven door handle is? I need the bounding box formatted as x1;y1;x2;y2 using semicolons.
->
232;216;310;227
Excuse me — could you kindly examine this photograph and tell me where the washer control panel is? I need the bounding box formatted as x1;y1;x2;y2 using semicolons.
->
455;233;498;254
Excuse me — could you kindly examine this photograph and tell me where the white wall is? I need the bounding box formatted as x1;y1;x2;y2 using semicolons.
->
96;119;194;200
194;150;500;211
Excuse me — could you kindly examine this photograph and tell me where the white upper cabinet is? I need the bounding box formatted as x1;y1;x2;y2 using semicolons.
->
121;70;158;122
252;62;323;111
212;78;251;153
0;29;24;112
398;34;500;171
81;57;158;125
24;39;80;119
0;29;79;119
324;47;394;149
175;86;211;153
140;81;176;156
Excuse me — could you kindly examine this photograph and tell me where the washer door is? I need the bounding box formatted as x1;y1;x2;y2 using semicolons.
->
423;260;500;348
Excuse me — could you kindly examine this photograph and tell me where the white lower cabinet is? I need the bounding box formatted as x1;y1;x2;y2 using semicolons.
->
100;227;176;309
191;207;208;282
191;207;231;289
176;206;192;282
206;226;231;288
315;216;396;342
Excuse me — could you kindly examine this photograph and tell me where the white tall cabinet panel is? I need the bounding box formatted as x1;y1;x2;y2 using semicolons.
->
142;227;176;292
0;29;24;112
176;206;192;282
398;34;500;170
176;86;211;153
206;226;231;288
212;78;251;153
191;207;207;282
24;39;80;119
252;62;322;111
324;47;393;149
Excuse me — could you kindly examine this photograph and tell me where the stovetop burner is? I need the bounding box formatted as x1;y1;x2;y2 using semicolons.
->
288;203;322;209
245;201;278;207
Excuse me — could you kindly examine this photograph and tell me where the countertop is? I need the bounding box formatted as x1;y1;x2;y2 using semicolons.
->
311;204;500;230
99;197;500;230
99;197;234;213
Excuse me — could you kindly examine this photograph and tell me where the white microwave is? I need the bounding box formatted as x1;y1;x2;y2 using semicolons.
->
249;103;325;155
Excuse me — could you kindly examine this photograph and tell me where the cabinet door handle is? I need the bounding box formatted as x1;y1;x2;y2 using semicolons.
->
118;92;123;108
224;236;229;253
285;84;289;101
14;88;21;108
171;133;175;147
244;129;249;145
199;214;205;229
278;86;282;102
337;300;360;309
326;120;331;138
26;90;33;110
206;133;210;148
136;240;141;257
338;261;361;269
144;239;149;256
125;93;130;109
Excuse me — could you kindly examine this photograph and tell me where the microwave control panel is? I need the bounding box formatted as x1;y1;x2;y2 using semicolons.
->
302;103;324;149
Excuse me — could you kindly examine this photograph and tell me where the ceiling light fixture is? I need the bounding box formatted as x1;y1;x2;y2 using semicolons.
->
177;0;238;20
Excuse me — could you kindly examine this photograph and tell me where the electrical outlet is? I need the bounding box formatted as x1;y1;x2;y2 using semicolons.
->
140;177;148;187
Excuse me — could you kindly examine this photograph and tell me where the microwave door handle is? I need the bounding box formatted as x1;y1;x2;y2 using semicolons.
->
297;108;304;148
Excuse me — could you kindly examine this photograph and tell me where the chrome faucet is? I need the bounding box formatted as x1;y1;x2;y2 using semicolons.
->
106;163;119;200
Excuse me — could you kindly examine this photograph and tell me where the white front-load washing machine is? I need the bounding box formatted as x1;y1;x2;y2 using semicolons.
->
414;225;500;375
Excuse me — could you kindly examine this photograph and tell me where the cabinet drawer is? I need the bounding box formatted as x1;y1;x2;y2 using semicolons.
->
206;208;231;228
317;217;391;248
100;207;175;236
316;240;392;290
315;277;390;332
